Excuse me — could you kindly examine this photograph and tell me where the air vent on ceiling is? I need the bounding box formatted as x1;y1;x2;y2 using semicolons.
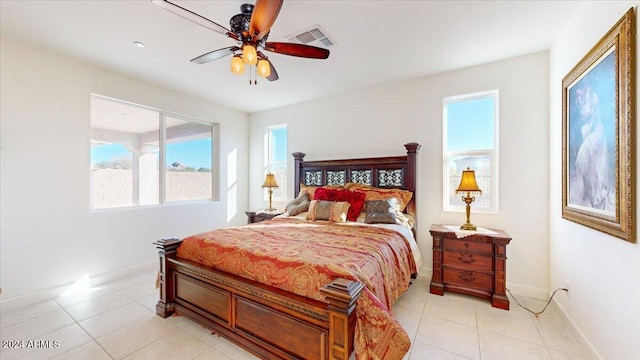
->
286;25;336;48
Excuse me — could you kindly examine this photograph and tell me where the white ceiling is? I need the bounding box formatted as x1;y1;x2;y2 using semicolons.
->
0;0;582;114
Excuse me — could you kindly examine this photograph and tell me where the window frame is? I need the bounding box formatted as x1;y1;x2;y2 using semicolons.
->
90;94;219;210
442;89;499;214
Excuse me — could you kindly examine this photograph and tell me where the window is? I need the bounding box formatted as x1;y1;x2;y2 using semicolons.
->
443;90;498;213
264;124;287;201
90;95;216;209
165;116;213;202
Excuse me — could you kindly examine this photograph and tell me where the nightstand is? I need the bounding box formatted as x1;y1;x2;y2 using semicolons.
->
429;224;512;310
245;210;284;224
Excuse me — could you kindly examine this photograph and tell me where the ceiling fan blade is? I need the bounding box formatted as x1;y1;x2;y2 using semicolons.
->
191;46;239;64
152;0;234;38
266;60;279;81
249;0;283;41
264;42;330;59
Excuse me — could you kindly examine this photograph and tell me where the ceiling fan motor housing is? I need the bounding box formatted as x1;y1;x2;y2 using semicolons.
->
240;3;253;14
230;13;250;35
230;4;268;42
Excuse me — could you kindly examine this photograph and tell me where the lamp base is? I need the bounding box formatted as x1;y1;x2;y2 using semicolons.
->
460;223;477;231
265;206;277;212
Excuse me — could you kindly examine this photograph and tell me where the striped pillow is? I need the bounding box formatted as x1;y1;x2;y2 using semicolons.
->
306;200;350;223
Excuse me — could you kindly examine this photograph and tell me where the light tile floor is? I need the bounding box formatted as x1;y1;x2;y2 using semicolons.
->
1;268;595;360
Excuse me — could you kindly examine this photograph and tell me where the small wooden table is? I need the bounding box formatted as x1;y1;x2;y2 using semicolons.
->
429;224;512;310
245;210;284;224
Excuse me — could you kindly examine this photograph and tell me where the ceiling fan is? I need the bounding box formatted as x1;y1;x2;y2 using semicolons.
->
152;0;330;83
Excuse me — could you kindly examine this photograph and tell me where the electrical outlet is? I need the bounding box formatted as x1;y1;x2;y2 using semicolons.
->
565;280;570;298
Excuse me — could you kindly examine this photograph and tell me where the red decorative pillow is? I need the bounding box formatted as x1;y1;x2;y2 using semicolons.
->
346;190;366;221
299;183;344;199
314;188;365;221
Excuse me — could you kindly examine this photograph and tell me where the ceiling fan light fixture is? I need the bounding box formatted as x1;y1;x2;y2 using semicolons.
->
257;59;271;77
242;44;258;65
154;0;330;83
230;55;245;74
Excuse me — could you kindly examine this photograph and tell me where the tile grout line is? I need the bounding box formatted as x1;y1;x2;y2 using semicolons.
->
410;294;476;360
55;296;117;360
55;275;176;360
405;293;427;359
0;303;61;331
526;300;555;360
2;274;166;360
52;281;157;360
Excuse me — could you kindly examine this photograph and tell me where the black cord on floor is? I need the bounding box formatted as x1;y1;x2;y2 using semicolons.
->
506;288;568;317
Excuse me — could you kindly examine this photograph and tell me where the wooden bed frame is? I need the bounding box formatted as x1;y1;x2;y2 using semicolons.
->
154;143;420;360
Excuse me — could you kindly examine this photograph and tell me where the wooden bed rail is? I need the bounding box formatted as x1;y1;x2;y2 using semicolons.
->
154;238;365;360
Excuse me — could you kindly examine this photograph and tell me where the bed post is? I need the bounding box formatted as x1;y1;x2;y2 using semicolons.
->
404;142;420;232
153;238;182;318
293;151;306;197
320;278;365;360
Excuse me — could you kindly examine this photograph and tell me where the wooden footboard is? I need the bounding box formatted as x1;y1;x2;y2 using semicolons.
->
154;239;364;360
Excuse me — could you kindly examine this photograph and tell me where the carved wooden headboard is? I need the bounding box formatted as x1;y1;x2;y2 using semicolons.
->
293;143;421;228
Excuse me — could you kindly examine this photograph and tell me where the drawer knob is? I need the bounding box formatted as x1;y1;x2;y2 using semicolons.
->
458;252;476;264
458;270;475;282
464;243;470;248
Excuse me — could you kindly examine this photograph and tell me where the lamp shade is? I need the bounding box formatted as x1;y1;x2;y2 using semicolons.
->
261;173;279;188
456;167;482;193
257;59;271;78
242;44;258;65
230;55;245;74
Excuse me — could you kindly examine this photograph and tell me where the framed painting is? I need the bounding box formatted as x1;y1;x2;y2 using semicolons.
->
562;8;635;243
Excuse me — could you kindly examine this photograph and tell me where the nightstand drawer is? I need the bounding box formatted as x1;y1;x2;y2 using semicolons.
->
443;268;493;291
443;250;493;271
443;239;493;255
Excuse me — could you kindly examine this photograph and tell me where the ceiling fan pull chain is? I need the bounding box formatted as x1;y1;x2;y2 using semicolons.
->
252;66;258;85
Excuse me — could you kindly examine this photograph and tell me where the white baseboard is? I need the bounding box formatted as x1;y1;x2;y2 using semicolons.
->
552;296;603;360
417;266;432;278
504;282;549;300
0;261;157;311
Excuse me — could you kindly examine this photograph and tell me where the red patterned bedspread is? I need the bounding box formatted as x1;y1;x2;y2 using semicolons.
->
177;217;416;360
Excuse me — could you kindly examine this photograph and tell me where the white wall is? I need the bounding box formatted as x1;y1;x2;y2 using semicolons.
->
549;2;640;359
0;38;249;300
249;52;550;299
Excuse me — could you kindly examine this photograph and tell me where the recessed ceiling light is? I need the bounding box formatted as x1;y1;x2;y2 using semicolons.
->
134;41;145;48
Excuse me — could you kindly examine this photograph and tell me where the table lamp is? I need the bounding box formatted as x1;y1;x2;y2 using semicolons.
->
456;167;482;230
262;173;279;211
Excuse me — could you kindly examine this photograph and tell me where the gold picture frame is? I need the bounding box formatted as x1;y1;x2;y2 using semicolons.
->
562;8;635;243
